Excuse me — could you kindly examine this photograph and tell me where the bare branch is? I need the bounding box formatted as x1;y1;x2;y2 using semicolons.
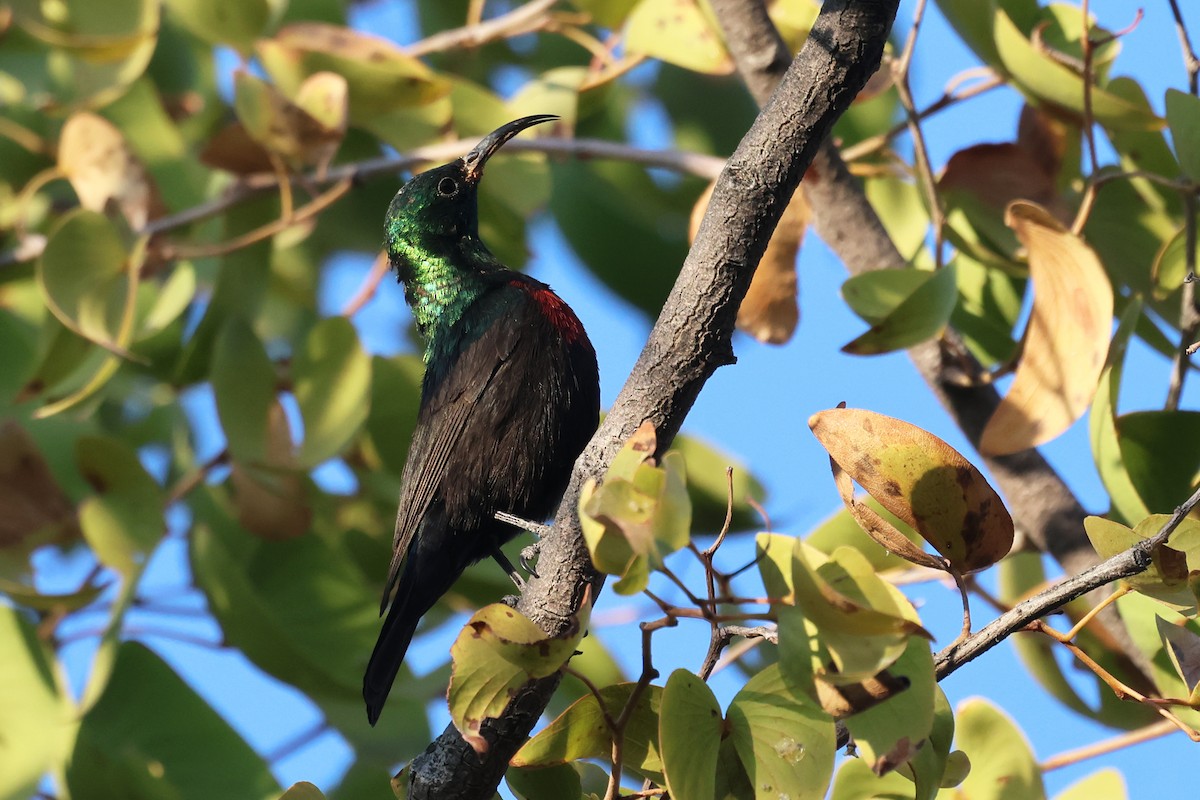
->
934;483;1200;680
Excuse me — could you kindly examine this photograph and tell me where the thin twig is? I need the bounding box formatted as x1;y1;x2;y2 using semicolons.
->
1039;720;1181;771
892;0;945;268
266;719;329;763
406;0;556;57
340;250;391;317
840;70;1002;163
1032;620;1200;740
562;665;619;733
161;178;352;260
133;137;724;247
1167;0;1200;409
165;449;230;507
1070;0;1101;235
935;483;1200;680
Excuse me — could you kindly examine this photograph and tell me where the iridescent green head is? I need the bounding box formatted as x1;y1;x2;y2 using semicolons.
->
384;114;557;273
384;114;556;343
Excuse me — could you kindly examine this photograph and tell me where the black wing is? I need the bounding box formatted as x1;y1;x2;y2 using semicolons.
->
378;288;526;610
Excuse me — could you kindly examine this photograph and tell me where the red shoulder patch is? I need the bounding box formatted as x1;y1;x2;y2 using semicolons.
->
513;281;587;344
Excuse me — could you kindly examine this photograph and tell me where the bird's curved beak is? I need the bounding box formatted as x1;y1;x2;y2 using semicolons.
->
461;114;558;183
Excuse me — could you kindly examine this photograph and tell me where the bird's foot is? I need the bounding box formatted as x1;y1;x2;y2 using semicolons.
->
494;510;552;538
519;543;540;579
491;546;527;592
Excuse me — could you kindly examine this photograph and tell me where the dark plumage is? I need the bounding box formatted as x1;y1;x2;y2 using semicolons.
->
363;115;600;725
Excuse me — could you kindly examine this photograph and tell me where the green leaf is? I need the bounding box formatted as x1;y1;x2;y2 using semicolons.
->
189;494;380;699
211;318;277;465
831;757;913;799
842;636;935;777
294;316;371;467
75;434;164;572
506;763;583;800
1116;591;1200;731
660;669;722;800
67;642;280;800
1053;769;1127;800
1152;225;1199;301
1089;298;1150;525
842;268;931;324
932;0;1040;68
549;630;627;719
1084;516;1193;611
841;265;958;355
513;683;665;783
138;262;196;340
791;543;930;681
755;532;796;601
948;253;1022;367
1166;89;1200;182
670;434;767;533
1117;410;1200;514
998;551;1158;730
898;687;959;799
163;0;277;53
863;176;931;262
364;354;423;475
10;0;160;109
1155;615;1200;704
0;605;73;800
579;425;692;595
805;496;924;574
278;783;328;800
993;8;1162;131
448;601;590;752
551;152;695;317
568;0;640;28
727;664;835;800
625;0;732;75
508;67;586;129
949;698;1045;800
258;23;451;127
37;209;131;352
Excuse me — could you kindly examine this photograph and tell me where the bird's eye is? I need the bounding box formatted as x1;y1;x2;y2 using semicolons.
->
437;177;458;197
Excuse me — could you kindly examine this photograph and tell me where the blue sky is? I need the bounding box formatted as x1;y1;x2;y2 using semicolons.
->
40;1;1200;798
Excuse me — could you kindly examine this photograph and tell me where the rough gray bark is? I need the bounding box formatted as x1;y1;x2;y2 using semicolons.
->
402;1;901;797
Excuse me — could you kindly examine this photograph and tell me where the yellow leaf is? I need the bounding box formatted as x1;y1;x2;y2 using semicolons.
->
690;182;806;344
58;112;160;229
980;201;1114;455
810;407;1014;573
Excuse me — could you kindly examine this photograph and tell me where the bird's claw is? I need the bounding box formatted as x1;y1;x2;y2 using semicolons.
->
520;543;541;578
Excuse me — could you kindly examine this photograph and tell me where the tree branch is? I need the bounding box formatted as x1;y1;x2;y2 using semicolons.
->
401;2;900;797
934;483;1200;679
710;0;1100;581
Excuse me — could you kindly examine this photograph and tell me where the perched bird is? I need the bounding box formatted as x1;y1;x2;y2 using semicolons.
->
364;115;600;725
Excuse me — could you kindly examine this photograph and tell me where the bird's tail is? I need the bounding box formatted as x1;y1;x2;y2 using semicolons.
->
363;536;472;725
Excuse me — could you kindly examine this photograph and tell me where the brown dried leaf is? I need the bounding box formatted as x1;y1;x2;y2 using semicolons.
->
980;201;1114;455
200;122;275;175
810;407;1014;573
58;112;162;229
940;143;1057;211
230;402;310;540
690;182;805;344
1016;104;1070;179
234;70;347;171
939;105;1073;224
0;420;78;549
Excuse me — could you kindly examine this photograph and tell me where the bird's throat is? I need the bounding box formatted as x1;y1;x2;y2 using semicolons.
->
390;244;492;360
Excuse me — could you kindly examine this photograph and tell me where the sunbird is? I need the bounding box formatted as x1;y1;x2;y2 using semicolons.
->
364;115;600;725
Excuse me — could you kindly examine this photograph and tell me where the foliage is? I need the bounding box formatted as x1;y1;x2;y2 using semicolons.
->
1;0;1199;799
